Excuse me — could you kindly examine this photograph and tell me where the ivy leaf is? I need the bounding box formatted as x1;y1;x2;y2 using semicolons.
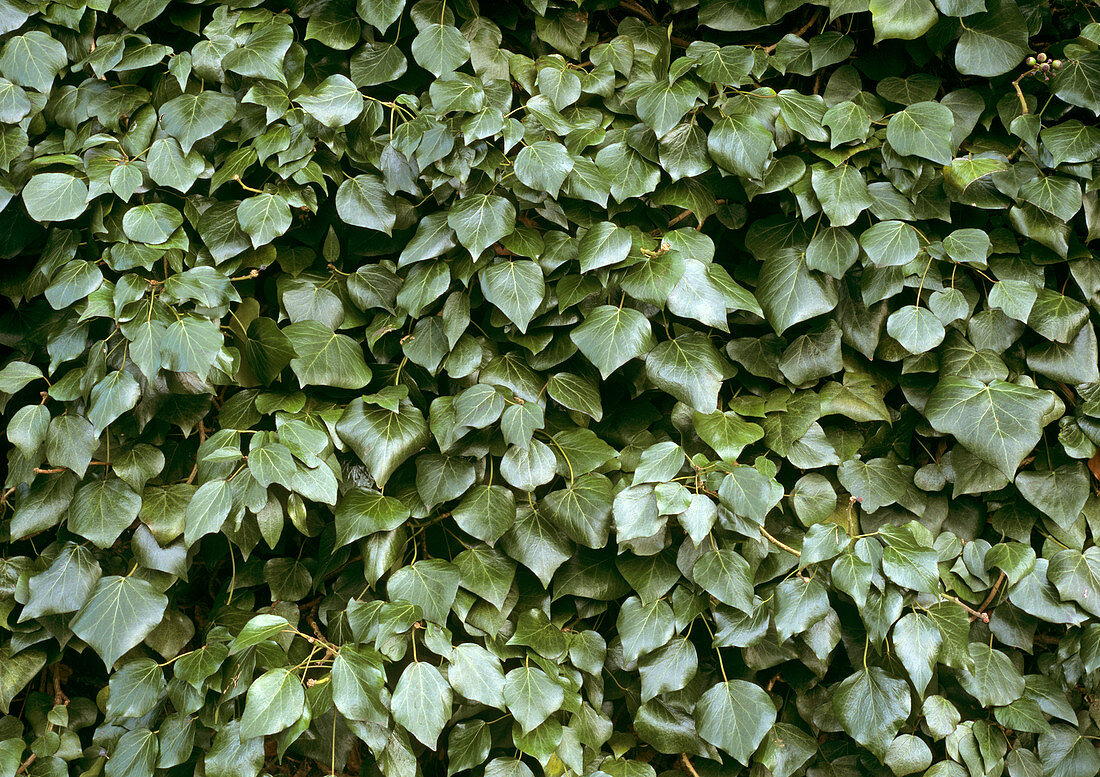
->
69;478;142;549
237;194;291;248
924;377;1055;478
71;576;168;667
955;0;1030;77
411;23;470;76
240;668;305;738
695;680;776;765
693;549;753;612
570;305;655;379
503;666;563;734
298;74;364;128
644;334;725;414
0;31;66;92
708;114;772;179
885;102;955;164
22;173;88;222
337;174;396;234
833;667;911;759
448;194;515;259
1053;51;1100;116
335;489;410;547
514;141;573;198
480;261;545;333
393;662;452;748
158;91;236;153
285;320;372;389
756;247;838;334
868;0;937;42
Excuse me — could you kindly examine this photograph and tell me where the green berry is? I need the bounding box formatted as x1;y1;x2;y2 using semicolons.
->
1026;56;1036;66
1053;60;1062;69
1037;52;1047;62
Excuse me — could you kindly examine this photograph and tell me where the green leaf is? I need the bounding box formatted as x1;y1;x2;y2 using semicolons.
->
393;662;452;748
105;729;158;777
645;334;725;414
411;23;470;76
448;193;515;259
514;141;573;198
543;474;612;548
336;174;396;234
71;576;168;667
124;203;183;245
868;0;937;42
21;541;101;620
708;114;773;179
332;645;387;723
237;194;291;248
892;613;941;696
833;668;911;759
449;642;506;709
693;549;753;612
887;305;945;354
618;596;675;663
957;642;1025;707
773;577;831;642
634;80;699;137
1015;464;1088;529
69;478;142;548
22;173;88;222
718;466;783;523
955;0;1029;76
452;484;516;545
298;74;364;128
1041;120;1100;167
756;247;838;334
357;0;403;32
387;559;460;624
162;317;224;380
240;668;304;738
337;398;430;488
1053;51;1100;116
480;261;544;333
570;305;655;379
885;102;955;164
335;488;410;546
45;260;102;309
503;666;563;734
224;23;292;83
924;377;1055;478
547;373;603;421
695;680;776;765
812;165;871;227
158;91;236;154
578;222;631;273
0;31;66;92
285;320;372;389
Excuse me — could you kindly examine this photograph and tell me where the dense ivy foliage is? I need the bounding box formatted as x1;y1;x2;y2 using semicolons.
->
4;0;1100;775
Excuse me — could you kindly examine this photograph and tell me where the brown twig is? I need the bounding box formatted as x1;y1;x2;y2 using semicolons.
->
1012;73;1030;115
14;754;36;776
760;526;800;557
762;11;821;54
941;592;988;623
679;754;701;777
620;0;659;25
977;571;1007;616
668;209;695;227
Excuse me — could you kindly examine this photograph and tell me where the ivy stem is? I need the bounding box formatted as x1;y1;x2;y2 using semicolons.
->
759;526;800;557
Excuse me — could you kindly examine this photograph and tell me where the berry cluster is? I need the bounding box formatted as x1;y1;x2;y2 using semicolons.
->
1025;52;1063;79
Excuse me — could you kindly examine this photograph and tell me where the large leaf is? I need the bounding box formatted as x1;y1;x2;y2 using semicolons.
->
924;377;1055;478
695;680;776;765
71;576;168;667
